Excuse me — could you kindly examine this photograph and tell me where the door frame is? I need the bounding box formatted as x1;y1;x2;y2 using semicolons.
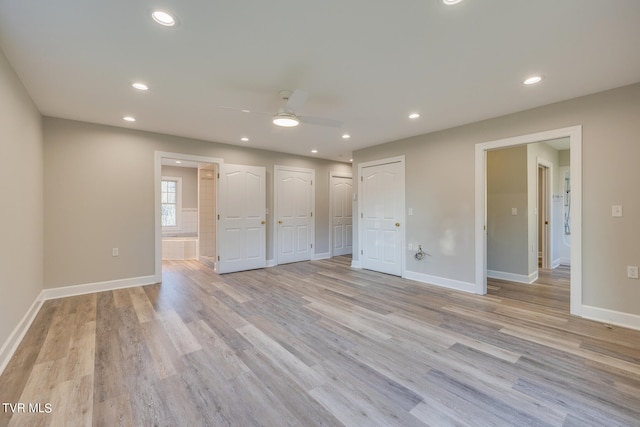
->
537;159;553;270
357;155;406;277
329;171;353;257
154;151;224;282
475;126;582;315
273;165;315;265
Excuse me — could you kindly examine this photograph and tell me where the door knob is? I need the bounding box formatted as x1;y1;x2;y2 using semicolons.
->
395;222;400;227
278;220;283;224
261;221;266;224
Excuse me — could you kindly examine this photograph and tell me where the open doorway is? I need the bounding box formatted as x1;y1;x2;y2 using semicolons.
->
154;152;223;281
485;143;562;284
475;126;582;316
159;158;217;267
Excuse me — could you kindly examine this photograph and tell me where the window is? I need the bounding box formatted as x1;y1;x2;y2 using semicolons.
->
161;177;182;229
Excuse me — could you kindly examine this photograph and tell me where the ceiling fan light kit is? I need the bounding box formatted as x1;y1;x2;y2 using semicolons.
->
272;112;300;127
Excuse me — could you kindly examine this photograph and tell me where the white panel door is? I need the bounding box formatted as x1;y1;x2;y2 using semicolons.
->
360;161;403;276
216;164;266;274
276;166;314;264
331;175;353;256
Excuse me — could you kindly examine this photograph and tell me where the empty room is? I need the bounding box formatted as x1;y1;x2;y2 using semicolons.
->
1;1;640;426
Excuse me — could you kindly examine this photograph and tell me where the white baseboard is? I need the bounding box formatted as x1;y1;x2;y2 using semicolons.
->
581;305;640;331
312;252;330;261
551;258;561;269
487;269;538;284
351;260;362;269
404;270;478;294
559;257;571;266
41;275;158;300
0;292;44;376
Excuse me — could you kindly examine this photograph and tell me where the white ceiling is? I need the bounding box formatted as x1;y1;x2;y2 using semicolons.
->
1;1;638;162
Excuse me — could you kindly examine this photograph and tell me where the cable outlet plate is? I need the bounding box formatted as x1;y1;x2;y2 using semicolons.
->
627;266;639;279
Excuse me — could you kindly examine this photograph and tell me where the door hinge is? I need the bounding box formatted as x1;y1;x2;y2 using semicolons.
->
217;256;220;261
217;173;220;179
361;212;363;218
311;180;313;186
310;212;313;217
361;250;363;255
217;214;220;220
361;176;363;182
311;243;313;249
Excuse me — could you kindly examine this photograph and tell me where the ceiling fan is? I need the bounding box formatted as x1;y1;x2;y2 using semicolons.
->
223;89;343;128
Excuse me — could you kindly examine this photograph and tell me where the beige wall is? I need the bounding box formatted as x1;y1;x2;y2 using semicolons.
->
43;117;351;288
354;82;640;316
0;50;43;347
487;146;528;276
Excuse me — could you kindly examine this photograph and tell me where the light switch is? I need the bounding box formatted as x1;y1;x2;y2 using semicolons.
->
612;205;623;217
408;208;413;216
511;208;518;216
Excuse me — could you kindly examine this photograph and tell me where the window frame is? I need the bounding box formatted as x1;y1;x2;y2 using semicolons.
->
161;176;182;231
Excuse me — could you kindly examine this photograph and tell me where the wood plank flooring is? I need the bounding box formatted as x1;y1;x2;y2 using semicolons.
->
1;258;640;426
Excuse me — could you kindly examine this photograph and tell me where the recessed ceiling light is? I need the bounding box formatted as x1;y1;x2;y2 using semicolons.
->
152;10;176;26
123;116;136;122
241;137;249;142
241;109;251;113
175;160;182;164
349;158;353;162
409;113;420;119
131;82;149;91
443;0;462;5
524;75;543;85
342;134;351;139
311;149;318;154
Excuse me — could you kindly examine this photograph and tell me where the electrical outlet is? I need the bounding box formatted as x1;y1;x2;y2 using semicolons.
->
628;266;639;279
612;205;623;217
112;248;119;257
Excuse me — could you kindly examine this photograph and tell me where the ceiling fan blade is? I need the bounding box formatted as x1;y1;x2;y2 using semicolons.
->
298;115;343;128
285;89;308;112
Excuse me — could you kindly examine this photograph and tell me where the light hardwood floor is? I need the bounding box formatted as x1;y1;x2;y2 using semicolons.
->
1;258;639;426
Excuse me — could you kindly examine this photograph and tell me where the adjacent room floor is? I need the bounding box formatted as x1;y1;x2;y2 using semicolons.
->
1;258;639;426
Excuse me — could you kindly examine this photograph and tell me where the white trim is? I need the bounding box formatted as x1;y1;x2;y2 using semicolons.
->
351;260;362;269
273;165;315;266
404;270;477;294
161;175;183;230
475;126;582;315
0;293;44;376
155;151;224;282
357;155;406;277
581;305;640;332
266;259;276;267
487;269;538;284
312;252;331;261
536;157;554;271
329;171;353;258
41;275;157;300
